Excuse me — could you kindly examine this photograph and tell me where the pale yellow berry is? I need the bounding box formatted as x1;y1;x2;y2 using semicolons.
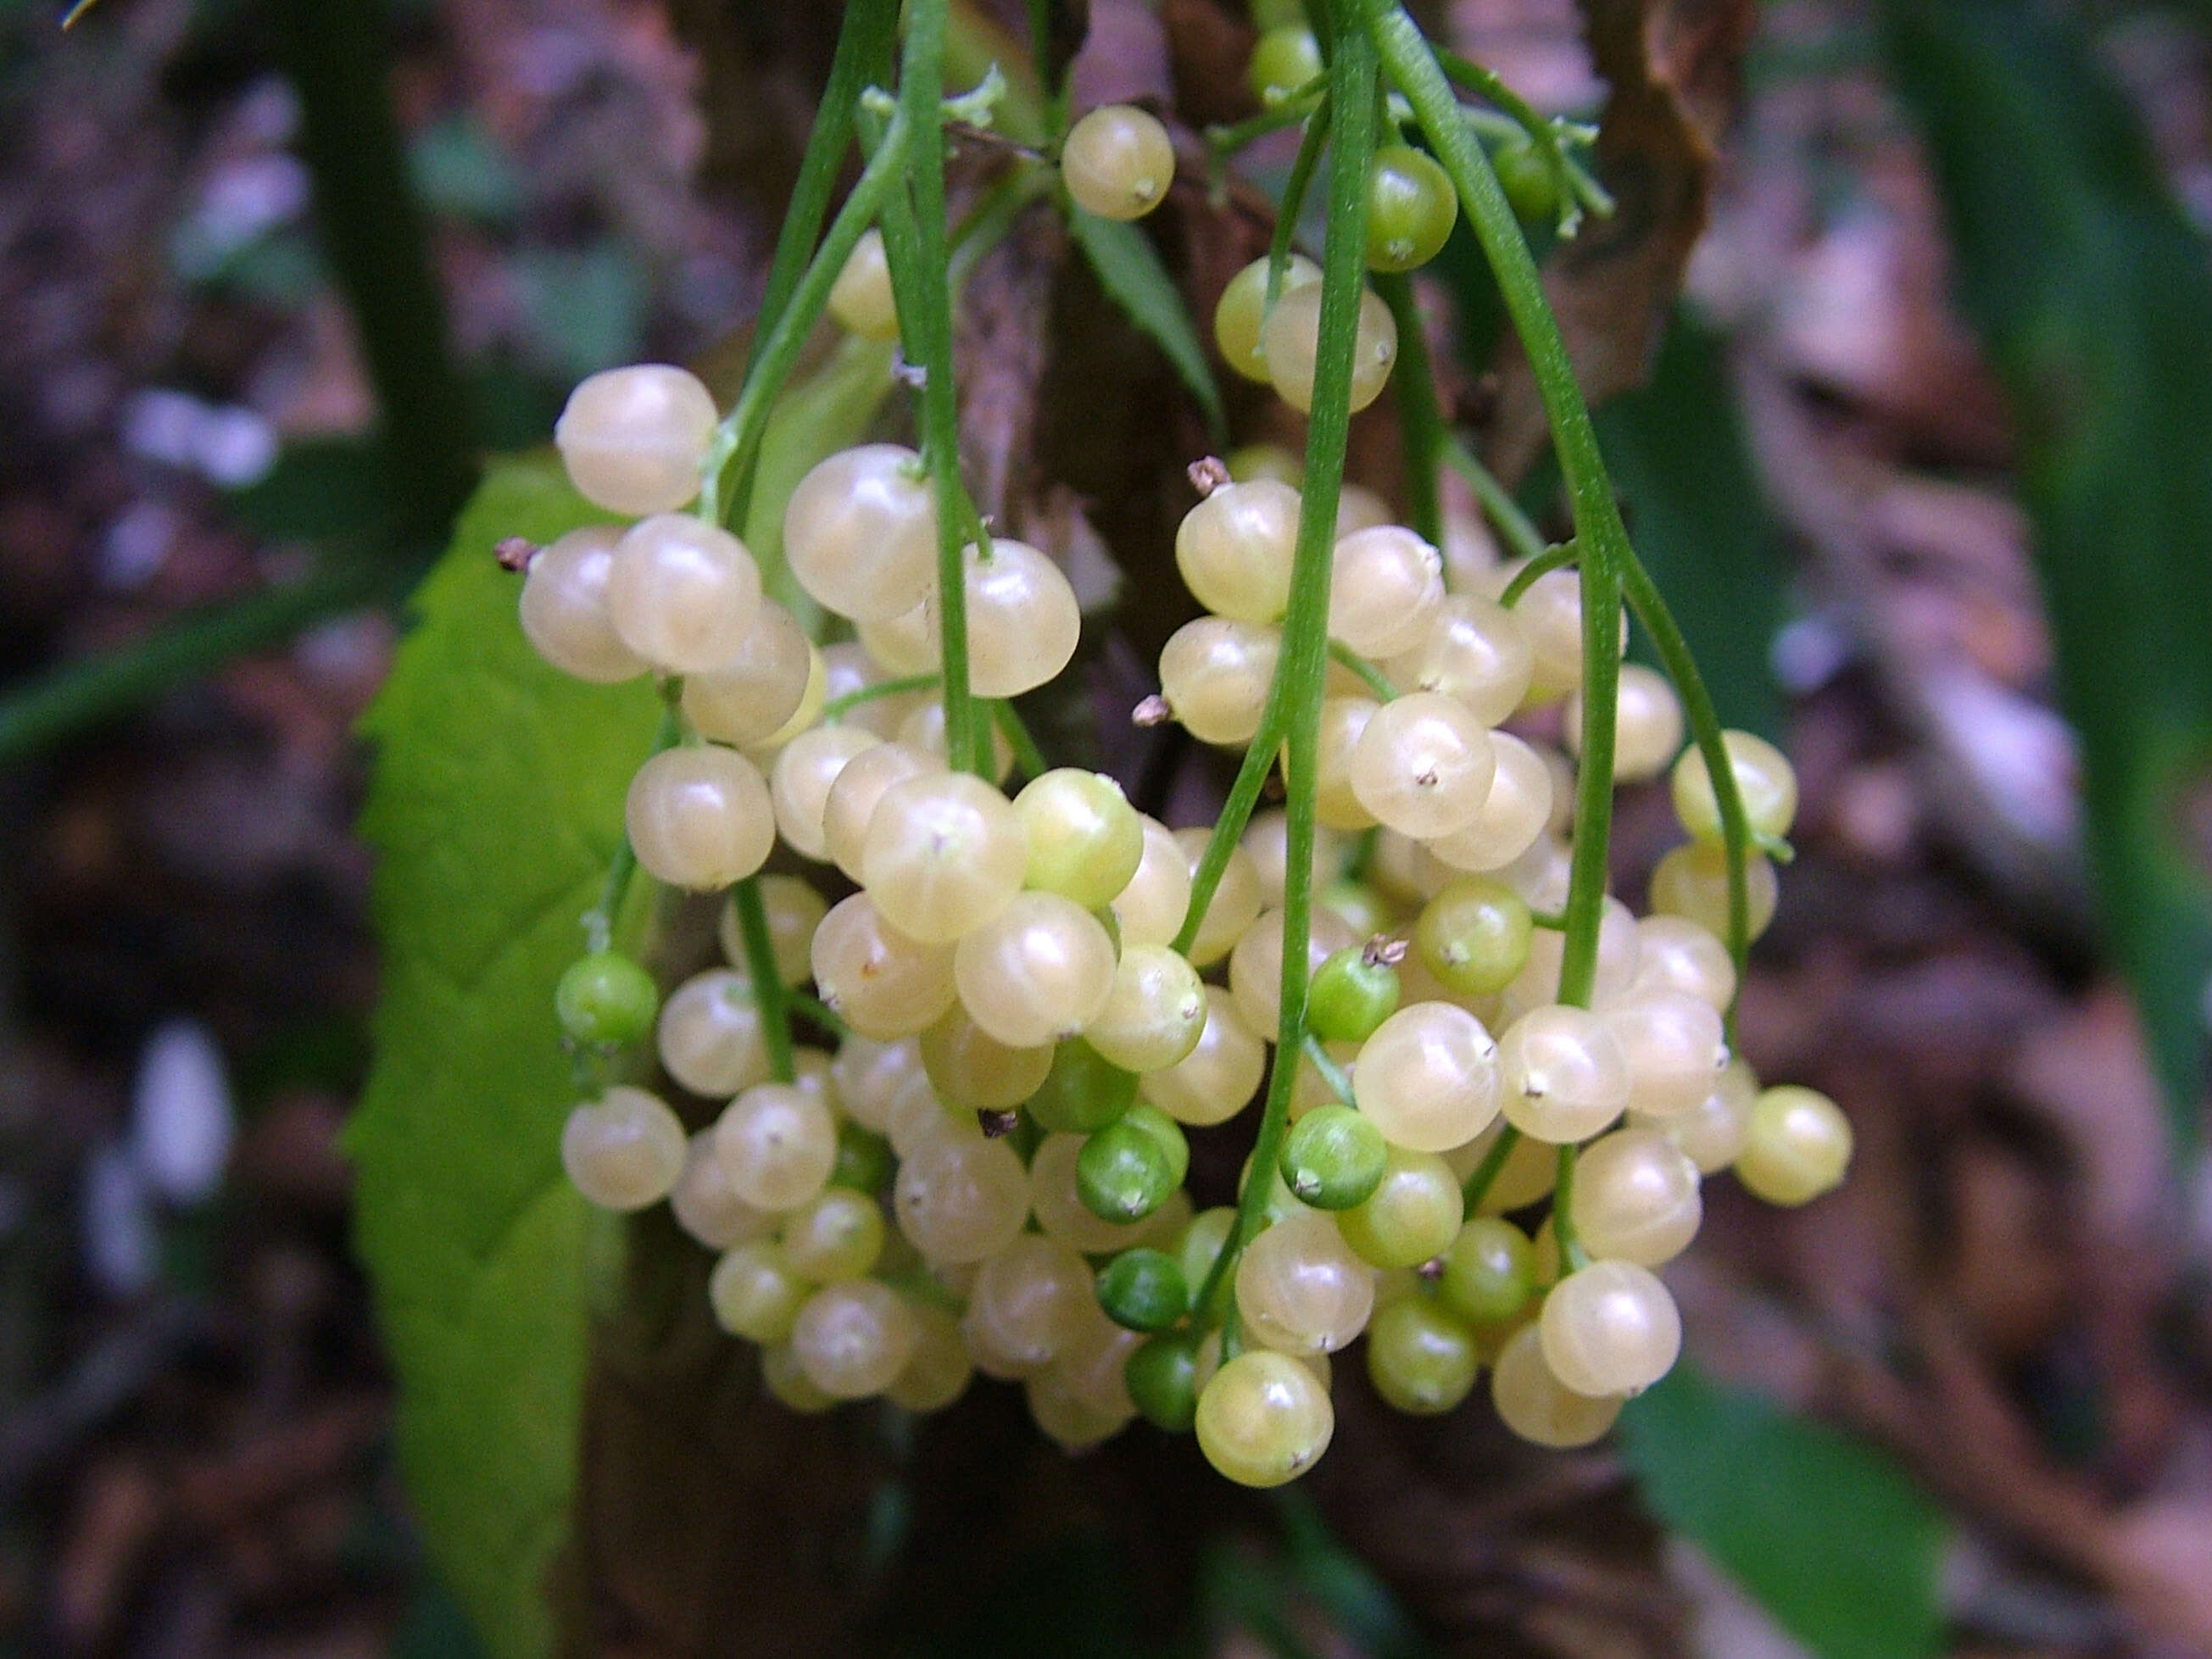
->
518;525;648;683
626;745;776;890
1141;986;1267;1127
1490;1321;1620;1447
1734;1084;1852;1205
827;227;900;340
1260;284;1397;414
561;1087;686;1210
554;364;716;516
1062;104;1175;220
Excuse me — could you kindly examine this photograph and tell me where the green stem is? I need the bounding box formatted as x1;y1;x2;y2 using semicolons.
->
728;877;797;1084
1370;0;1639;1010
1373;273;1444;547
699;120;910;526
822;672;941;723
1459;1123;1521;1210
878;3;989;780
743;0;900;380
1207;84;1327;160
1619;553;1752;994
581;707;682;954
990;700;1050;782
1552;1143;1591;1272
1268;94;1333;303
788;990;849;1039
1171;721;1285;959
1442;437;1547;566
1496;540;1577;606
1301;1035;1357;1110
1194;13;1379;1339
1433;47;1612;230
1557;547;1621;1008
1328;641;1396;701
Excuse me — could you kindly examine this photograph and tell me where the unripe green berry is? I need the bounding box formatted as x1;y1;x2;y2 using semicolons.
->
1364;144;1457;273
1335;1147;1463;1269
556;951;660;1047
1437;1215;1534;1324
1364;1294;1481;1415
1248;25;1323;104
1077;1118;1178;1223
1492;142;1558;227
1120;1101;1192;1187
1414;876;1533;997
1125;1331;1201;1432
1307;946;1400;1043
1028;1038;1139;1133
828;1122;894;1193
1279;1104;1388;1211
1176;1206;1237;1302
1096;1247;1190;1333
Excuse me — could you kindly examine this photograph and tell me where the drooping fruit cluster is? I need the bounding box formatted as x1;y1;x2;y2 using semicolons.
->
509;57;1849;1483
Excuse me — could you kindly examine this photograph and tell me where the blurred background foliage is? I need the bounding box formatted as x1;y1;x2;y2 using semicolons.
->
1;0;2210;1656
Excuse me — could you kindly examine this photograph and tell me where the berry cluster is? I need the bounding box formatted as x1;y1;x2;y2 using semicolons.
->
504;84;1851;1489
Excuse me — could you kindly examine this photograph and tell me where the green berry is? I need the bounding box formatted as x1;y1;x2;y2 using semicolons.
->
828;1122;894;1194
555;951;660;1047
1364;144;1457;273
1492;141;1558;228
1125;1331;1201;1432
1028;1038;1138;1133
1437;1215;1534;1324
1365;1294;1480;1415
1415;876;1533;997
1318;877;1391;940
1119;1102;1190;1187
1307;946;1400;1042
1335;1147;1463;1269
1096;1248;1190;1333
1248;25;1323;104
1076;1119;1177;1223
1176;1206;1237;1300
1279;1104;1388;1210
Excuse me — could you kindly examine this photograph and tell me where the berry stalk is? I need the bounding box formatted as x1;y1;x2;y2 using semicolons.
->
1373;273;1445;548
1619;553;1755;996
1368;0;1638;1010
698;120;910;526
878;0;990;781
1194;10;1381;1349
727;877;799;1085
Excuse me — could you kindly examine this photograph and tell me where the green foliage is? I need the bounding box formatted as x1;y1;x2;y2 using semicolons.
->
353;457;662;1659
1886;0;2212;1143
1066;206;1229;443
1622;1366;1947;1659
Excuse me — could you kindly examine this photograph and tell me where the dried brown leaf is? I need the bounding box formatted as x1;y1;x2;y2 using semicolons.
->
1484;0;1755;483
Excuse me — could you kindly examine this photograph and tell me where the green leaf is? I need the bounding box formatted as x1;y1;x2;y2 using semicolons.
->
1622;1366;1948;1659
1066;207;1229;443
1596;311;1786;743
353;456;663;1659
1884;0;2212;1142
